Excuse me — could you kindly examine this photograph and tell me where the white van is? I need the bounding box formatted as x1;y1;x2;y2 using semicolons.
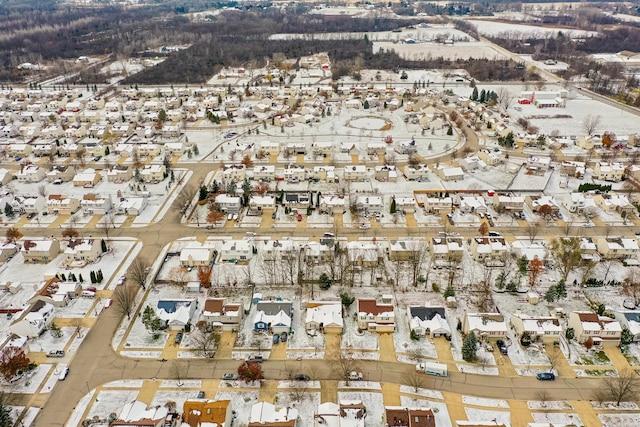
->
82;290;96;298
58;366;69;381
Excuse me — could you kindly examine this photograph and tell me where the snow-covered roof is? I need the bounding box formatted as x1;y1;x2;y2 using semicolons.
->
156;299;195;326
306;303;343;328
465;313;508;333
180;246;212;263
249;401;298;424
117;400;168;424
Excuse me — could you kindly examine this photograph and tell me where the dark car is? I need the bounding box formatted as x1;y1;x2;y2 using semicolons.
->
280;332;287;342
496;340;505;347
295;374;310;381
248;355;263;363
196;390;205;398
272;212;277;219
273;334;280;344
174;332;183;344
536;372;555;381
26;213;36;220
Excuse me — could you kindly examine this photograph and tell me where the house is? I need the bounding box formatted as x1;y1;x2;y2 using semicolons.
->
21;238;60;263
568;311;621;346
423;196;452;213
73;168;101;187
404;164;430;181
356;296;395;332
355;195;383;214
614;311;640;342
179;246;214;267
215;194;242;214
248;401;298;427
115;197;147;216
347;241;381;267
7;143;32;158
182;399;232;427
284;192;311;209
462;313;508;340
459;196;487;214
477;149;504;166
526;156;551;174
0;169;13;186
395;140;417;155
367;142;387;156
595;193;635;216
63;238;104;265
343;165;367;181
254;299;293;334
492;193;525;213
46;195;80;215
319;195;346;215
0;243;18;263
436;165;464;181
249;195;276;211
430;235;464;266
219;239;253;262
460;155;487;172
565;192;586;213
111;400;170;427
303;241;334;265
262;239;298;262
470;236;510;265
407;305;450;338
81;194;111;215
312;166;336;182
385;407;436;427
140;164;166;183
340;142;359;156
253;165;276;181
106;165;133;183
156;299;196;330
510;313;563;344
579;237;600;263
314;401;366;427
202;299;242;331
596;237;639;260
593;162;625;182
20;195;46;214
16;164;46;183
28;279;81;307
305;301;343;334
10;300;54;338
560;161;585;178
388;238;427;262
526;195;560;216
511;240;548;264
221;164;246;183
46;165;75;183
394;196;416;213
576;135;596;150
374;165;398;182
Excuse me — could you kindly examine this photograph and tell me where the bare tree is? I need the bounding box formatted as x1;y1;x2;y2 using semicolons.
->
550;238;582;282
99;213;116;240
170;361;186;386
406;240;428;288
582;114;601;136
403;372;426;392
37;184;47;198
112;285;138;320
332;352;359;384
128;257;151;289
623;268;640;305
168;266;190;288
601;368;639;406
175;184;197;216
189;323;220;358
535;390;550;408
71;317;85;338
496;87;514;110
527;223;540;243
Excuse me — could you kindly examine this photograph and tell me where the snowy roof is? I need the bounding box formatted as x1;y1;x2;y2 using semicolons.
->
156;299;195;326
465;313;508;333
248;401;298;425
117;400;168;424
513;313;562;334
306;303;343;328
180;246;212;263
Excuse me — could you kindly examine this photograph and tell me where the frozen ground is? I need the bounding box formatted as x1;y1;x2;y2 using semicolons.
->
275;391;320;427
462;396;509;408
394;308;438;360
373;41;506;61
86;389;139;421
465;407;511;426
214;390;260;427
0;364;52;394
599;413;640;427
531;412;583;425
400;396;452;427
464;18;599;38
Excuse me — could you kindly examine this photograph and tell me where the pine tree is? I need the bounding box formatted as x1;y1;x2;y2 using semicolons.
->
90;271;96;284
390;197;397;214
79;274;84;283
462;331;478;362
479;89;486;103
471;87;479;101
101;239;107;253
3;204;13;219
98;270;103;282
61;274;66;281
447;126;453;136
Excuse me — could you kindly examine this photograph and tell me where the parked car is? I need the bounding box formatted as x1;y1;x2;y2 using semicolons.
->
295;374;310;381
196;390;205;399
272;212;277;219
446;213;454;225
174;332;183;344
248;355;263;363
53;179;63;185
273;333;280;344
93;156;101;162
85;287;97;293
47;350;65;358
58;366;70;381
623;299;637;310
347;371;363;381
223;373;238;380
104;298;113;309
116;276;126;286
26;213;36;220
280;332;287;342
536;372;555;381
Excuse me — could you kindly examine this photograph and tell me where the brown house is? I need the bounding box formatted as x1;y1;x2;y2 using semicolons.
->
385;407;436;427
182;400;231;427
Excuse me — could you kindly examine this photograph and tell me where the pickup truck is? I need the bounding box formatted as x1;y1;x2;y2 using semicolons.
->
47;350;65;358
347;371;363;381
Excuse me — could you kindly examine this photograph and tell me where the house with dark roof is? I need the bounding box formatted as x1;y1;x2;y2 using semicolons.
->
407;306;450;338
254;299;293;334
202;298;243;331
385;407;436;427
156;299;196;331
568;311;621;347
614;311;640;342
356;296;395;332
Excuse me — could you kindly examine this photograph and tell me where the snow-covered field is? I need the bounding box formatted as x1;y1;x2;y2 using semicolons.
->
86;389;139;421
464;19;599;38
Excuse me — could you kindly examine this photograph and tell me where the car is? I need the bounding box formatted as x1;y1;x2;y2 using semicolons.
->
227;213;233;221
26;213;36;220
104;298;113;309
582;223;594;228
485;213;492;220
93;156;101;161
196;390;205;399
359;224;370;230
297;214;302;222
488;231;501;237
478;212;484;219
85;287;97;293
224;132;238;139
536;372;555;381
485;343;494;352
496;340;505;347
116;275;126;286
47;350;65;358
14;157;21;162
248;355;263;363
347;371;363;381
295;374;310;381
58;366;70;381
272;212;277;219
499;346;508;355
82;290;96;298
280;332;287;342
519;212;526;220
273;333;280;344
53;179;63;185
174;332;183;344
557;212;564;219
223;373;238;380
623;299;637;310
488;219;495;227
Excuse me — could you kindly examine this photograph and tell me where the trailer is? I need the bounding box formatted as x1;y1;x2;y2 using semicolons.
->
416;362;448;377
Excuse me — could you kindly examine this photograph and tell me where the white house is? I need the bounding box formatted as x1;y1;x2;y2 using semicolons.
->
407;306;450;338
180;246;214;267
305;301;343;334
219;239;253;262
462;312;508;340
568;311;621;347
10;301;54;338
16;165;46;183
156;299;196;330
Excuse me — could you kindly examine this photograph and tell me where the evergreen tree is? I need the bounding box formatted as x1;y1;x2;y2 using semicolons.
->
61;274;66;281
471;87;479;101
79;274;84;283
98;270;103;282
142;306;162;337
479;89;486;103
390;197;397;214
447;126;453;136
90;271;96;284
101;239;107;253
3;204;13;218
462;331;478;362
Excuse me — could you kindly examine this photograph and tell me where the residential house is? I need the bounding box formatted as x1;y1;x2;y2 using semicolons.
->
510;313;563;344
492;193;525;213
262;239;298;262
46;195;80;215
46;165;75;183
356;296;395;332
179;246;214;267
182;400;232;427
303;241;334;265
27;279;82;308
106;165;133;183
395;140;417;155
254;299;293;334
407;306;450;338
347;241;381;267
312;166;336;182
423;195;452;213
596;237;639;260
0;243;18;263
0;169;13;186
215;194;241;214
462;313;508;340
565;192;586;213
7;143;32;158
248;401;298;427
526;195;560;215
460;155;487;172
614;311;640;342
314;401;366;427
115;197;147;216
73;169;101;187
579;237;600;263
374;165;398;182
21;238;60;263
340;142;359;156
284;192;311;210
10;300;54;338
477;149;504;166
404;164;430;181
394;196;417;213
111;400;170;427
576;135;596;150
430;235;464;267
305;301;343;334
284;142;306;155
63;238;103;265
319;195;346;215
156;299;196;330
384;407;436;427
343;165;367;182
526;156;551;174
560;161;586;178
355;195;383;214
436;165;464;181
249;195;276;211
81;194;111;215
595;193;635;217
253;165;276;181
388;238;427;262
593;162;625;182
221;164;246;183
16;164;46;183
20;195;45;214
219;239;253;262
568;311;621;346
202;299;242;331
140;164;165;183
470;236;510;265
459;196;487;214
511;240;548;264
367;142;387;156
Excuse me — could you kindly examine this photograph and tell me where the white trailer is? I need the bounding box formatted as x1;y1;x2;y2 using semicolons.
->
416;362;448;377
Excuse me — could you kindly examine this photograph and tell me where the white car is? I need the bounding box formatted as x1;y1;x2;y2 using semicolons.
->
347;371;363;381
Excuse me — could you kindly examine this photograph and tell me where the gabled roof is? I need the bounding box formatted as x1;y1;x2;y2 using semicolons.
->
409;306;445;321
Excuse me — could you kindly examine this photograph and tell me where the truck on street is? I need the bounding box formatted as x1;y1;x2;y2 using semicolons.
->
416;362;448;377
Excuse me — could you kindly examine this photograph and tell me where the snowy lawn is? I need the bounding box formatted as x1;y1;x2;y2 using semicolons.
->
532;412;582;426
575;369;618;377
592;401;639;410
337;391;383;427
86;390;139;420
456;364;499;376
465;407;510;427
341;324;379;352
561;340;612;366
30;327;75;352
399;386;444;400
393;308;437;360
214;391;260;427
400;396;452;427
338;381;382;390
2;364;52;394
599;414;640;427
462;396;509;408
275;391;320;427
103;380;144;388
528;400;573;410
